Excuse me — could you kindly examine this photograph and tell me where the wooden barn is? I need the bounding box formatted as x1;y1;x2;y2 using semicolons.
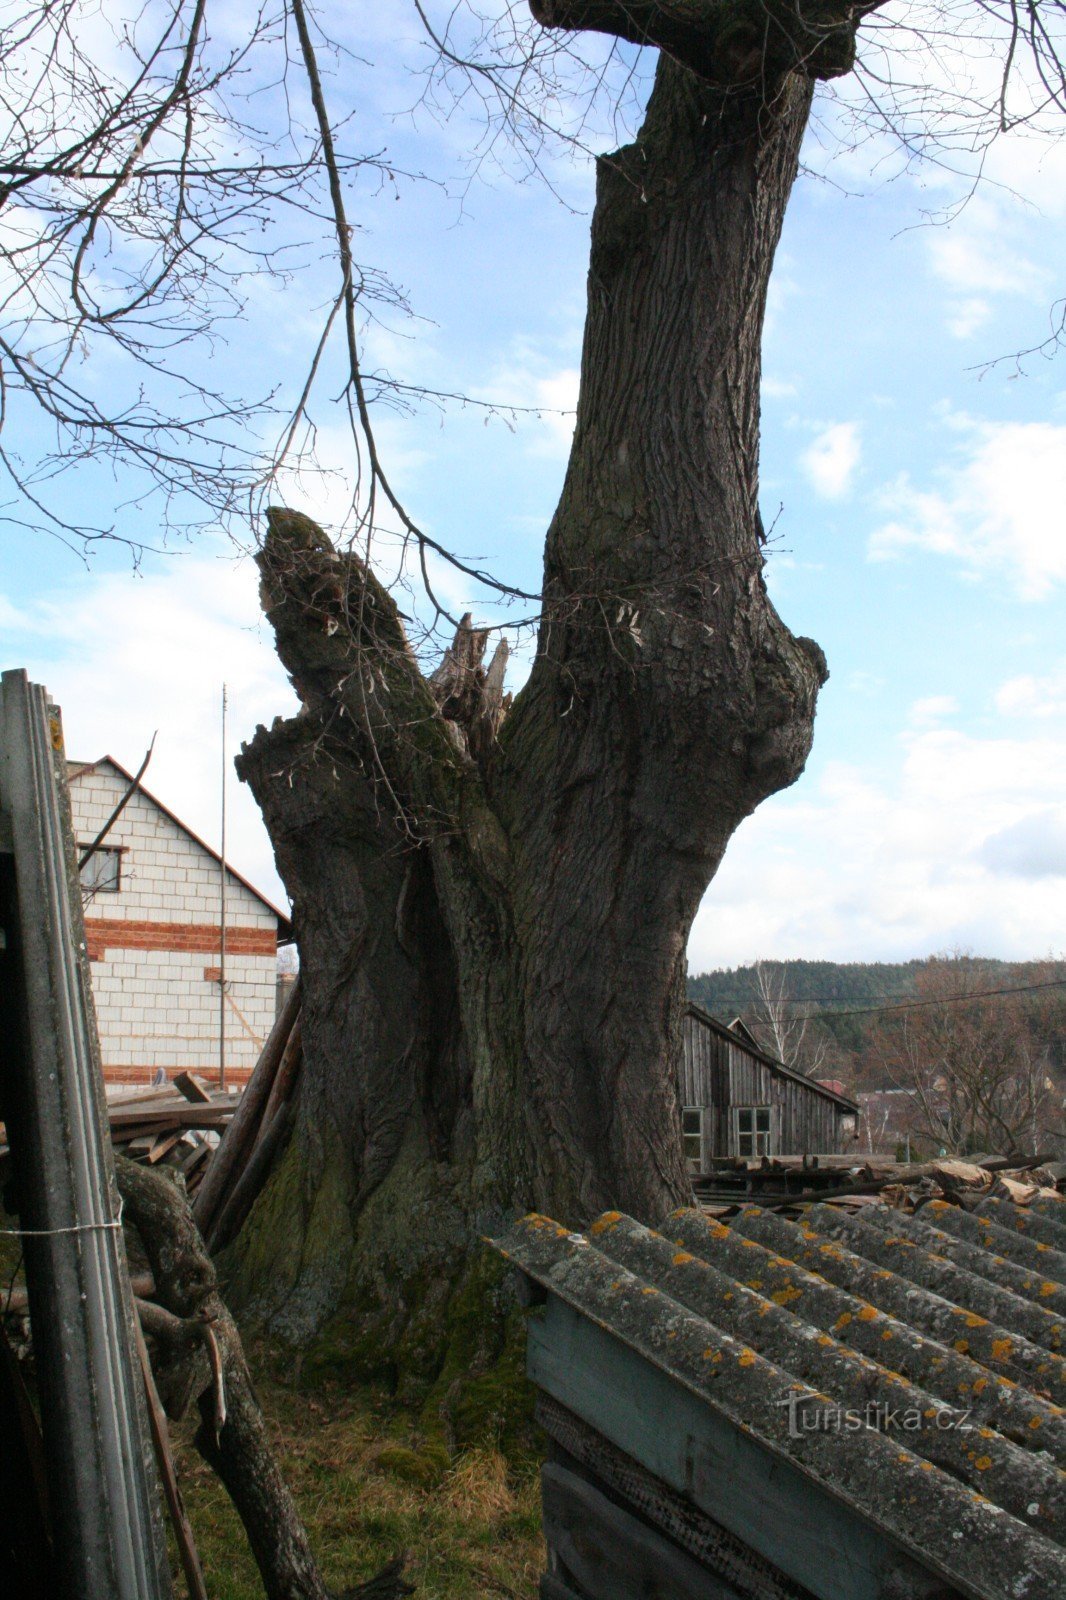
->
680;1002;858;1170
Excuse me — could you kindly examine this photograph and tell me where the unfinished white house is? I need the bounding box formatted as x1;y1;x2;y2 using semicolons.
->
68;756;290;1088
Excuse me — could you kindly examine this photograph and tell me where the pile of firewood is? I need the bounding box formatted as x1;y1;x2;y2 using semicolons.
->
876;1154;1066;1213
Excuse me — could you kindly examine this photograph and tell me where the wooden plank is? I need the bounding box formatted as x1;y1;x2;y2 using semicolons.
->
542;1461;748;1600
192;976;301;1237
259;1014;302;1132
179;1142;211;1177
207;1099;294;1254
109;1105;231;1132
538;1401;806;1600
173;1071;212;1105
146;1132;183;1165
527;1299;964;1600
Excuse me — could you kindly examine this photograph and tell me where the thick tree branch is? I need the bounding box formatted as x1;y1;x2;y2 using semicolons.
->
530;0;884;86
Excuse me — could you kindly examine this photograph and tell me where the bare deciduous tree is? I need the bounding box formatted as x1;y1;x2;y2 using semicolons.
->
872;957;1066;1157
744;959;834;1076
4;2;1065;1396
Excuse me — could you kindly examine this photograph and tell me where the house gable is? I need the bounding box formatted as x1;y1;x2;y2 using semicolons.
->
67;755;287;1085
69;756;290;934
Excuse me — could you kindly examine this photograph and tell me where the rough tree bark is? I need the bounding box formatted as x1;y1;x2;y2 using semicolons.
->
227;4;866;1399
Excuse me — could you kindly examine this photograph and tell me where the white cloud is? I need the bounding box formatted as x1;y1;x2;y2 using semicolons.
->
688;717;1066;968
801;422;861;500
996;662;1066;720
762;376;798;400
528;367;581;457
2;548;297;907
907;695;957;726
475;354;579;460
945;297;991;340
926;196;1047;301
980;811;1066;880
870;420;1066;600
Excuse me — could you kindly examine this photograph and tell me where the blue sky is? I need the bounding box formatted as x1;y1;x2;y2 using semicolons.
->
2;5;1064;970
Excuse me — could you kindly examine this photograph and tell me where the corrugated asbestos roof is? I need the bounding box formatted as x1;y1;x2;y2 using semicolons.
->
493;1194;1066;1600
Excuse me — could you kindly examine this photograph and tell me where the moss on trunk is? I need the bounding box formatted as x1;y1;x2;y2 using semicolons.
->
229;33;854;1436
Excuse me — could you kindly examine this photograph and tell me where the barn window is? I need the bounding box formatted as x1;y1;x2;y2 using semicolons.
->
79;845;122;894
735;1106;771;1158
682;1107;703;1169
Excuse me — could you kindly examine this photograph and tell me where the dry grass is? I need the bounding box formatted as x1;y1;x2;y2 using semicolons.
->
168;1355;545;1600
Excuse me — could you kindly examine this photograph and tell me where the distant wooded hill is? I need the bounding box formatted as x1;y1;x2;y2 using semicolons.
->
688;959;931;1019
687;957;1066;1061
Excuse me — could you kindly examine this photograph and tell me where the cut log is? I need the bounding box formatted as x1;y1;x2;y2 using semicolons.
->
208;1100;296;1255
260;1014;302;1134
994;1176;1042;1205
932;1160;989;1188
192;975;301;1239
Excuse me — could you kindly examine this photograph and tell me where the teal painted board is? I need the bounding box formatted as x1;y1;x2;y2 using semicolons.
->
527;1298;961;1600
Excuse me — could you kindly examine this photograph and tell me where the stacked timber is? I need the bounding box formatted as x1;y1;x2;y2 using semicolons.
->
192;974;303;1253
106;1077;231;1201
695;1150;1066;1216
1;980;302;1240
0;1078;231;1207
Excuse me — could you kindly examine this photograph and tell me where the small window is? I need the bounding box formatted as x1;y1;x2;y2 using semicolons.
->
682;1107;703;1169
80;846;122;894
734;1106;772;1158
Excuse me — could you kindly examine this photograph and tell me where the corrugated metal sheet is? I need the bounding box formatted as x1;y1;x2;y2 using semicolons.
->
493;1196;1066;1600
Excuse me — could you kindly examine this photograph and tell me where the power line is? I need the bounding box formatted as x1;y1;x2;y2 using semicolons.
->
776;978;1066;1022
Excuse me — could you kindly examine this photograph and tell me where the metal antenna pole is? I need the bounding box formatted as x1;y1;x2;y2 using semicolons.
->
219;683;227;1091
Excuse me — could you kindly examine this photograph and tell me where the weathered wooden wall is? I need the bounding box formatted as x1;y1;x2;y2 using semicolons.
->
680;1007;849;1164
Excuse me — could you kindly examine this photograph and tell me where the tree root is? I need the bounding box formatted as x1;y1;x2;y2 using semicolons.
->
115;1156;413;1600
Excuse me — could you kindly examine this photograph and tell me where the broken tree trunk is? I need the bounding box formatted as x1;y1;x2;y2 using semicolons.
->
225;15;859;1396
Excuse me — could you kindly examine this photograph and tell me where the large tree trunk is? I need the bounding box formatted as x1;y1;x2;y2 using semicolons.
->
227;24;853;1409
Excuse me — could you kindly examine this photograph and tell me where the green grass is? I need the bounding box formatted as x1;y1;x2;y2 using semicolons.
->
168;1347;545;1599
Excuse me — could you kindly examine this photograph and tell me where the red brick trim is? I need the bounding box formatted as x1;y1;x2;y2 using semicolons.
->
102;1064;253;1086
85;918;277;961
